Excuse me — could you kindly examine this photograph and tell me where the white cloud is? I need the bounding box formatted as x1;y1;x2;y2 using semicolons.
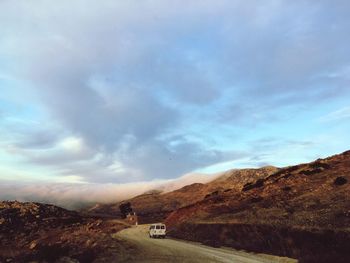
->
0;0;350;186
319;106;350;122
59;137;85;153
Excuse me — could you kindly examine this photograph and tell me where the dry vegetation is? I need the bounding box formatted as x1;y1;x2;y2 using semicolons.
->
5;151;348;262
0;201;132;263
165;150;350;263
88;166;278;223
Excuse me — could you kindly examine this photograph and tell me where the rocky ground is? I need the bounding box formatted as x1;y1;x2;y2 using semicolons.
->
0;201;131;263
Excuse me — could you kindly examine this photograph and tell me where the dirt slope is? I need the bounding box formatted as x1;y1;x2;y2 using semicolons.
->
165;150;350;263
0;201;130;262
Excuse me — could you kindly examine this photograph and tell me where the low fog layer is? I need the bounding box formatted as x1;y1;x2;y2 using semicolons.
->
0;172;221;210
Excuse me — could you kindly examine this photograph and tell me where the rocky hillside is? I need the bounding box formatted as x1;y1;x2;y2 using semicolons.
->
165;150;350;263
0;201;131;263
88;166;278;223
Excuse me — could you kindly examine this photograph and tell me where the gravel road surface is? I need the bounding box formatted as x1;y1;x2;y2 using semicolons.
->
113;225;297;263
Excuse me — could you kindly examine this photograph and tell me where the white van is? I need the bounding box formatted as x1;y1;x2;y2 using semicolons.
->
149;223;166;238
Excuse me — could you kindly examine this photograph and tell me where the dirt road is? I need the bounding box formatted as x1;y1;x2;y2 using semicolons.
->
113;225;297;263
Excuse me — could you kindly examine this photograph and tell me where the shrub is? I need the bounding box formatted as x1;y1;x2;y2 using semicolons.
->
119;202;133;219
334;177;347;186
242;179;265;191
242;179;264;192
250;196;263;203
300;168;323;176
282;186;292;191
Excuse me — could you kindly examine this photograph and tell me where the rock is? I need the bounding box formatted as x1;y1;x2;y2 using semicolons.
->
85;239;92;246
29;241;38;249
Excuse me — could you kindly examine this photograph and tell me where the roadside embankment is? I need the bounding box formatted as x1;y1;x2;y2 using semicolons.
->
168;222;350;263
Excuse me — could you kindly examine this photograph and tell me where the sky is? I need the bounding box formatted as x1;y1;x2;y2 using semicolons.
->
0;0;350;207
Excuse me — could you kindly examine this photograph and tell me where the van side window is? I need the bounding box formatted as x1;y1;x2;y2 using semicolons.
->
156;225;160;229
150;226;155;229
161;226;165;229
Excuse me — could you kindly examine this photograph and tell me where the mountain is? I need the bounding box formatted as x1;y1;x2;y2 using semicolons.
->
85;150;350;262
4;151;349;262
87;166;278;223
165;150;350;263
0;201;129;262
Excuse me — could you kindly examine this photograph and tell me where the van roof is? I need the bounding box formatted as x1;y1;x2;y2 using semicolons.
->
150;223;165;226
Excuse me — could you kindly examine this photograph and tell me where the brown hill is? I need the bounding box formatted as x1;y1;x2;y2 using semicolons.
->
165;150;350;263
88;166;278;223
0;201;129;262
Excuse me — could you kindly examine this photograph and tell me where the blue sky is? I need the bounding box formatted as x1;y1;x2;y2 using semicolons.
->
0;1;350;204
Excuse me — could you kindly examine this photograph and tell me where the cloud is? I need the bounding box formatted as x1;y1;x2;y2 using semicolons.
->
0;0;245;182
319;106;350;122
0;171;221;209
0;0;349;188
